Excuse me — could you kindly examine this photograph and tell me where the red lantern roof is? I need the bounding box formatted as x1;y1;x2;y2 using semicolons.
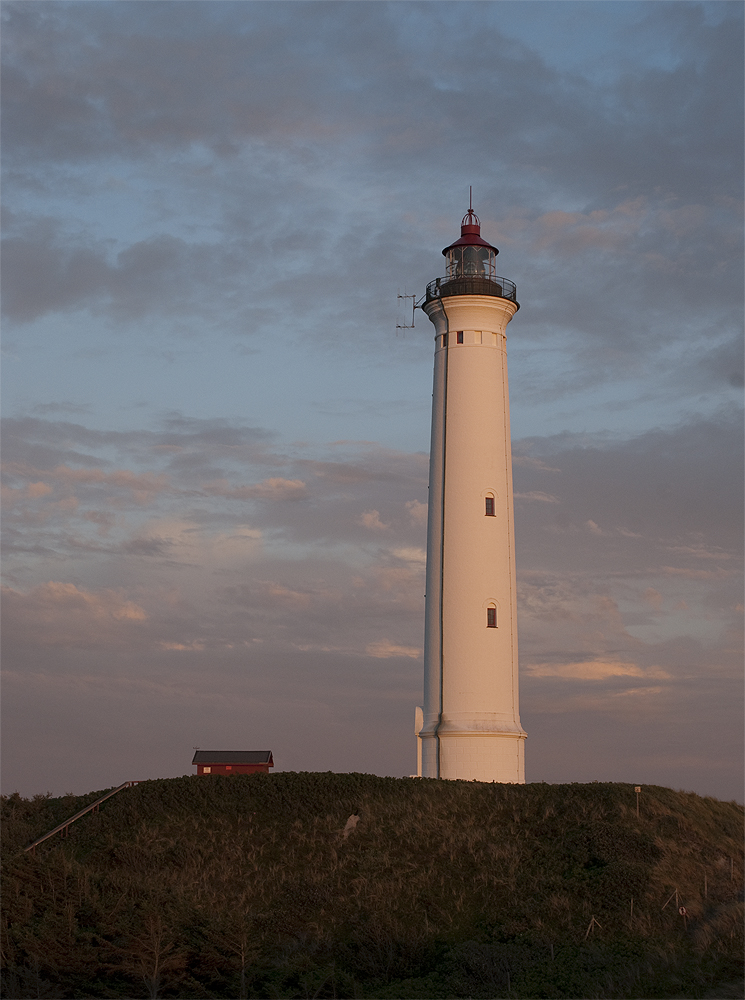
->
442;207;499;256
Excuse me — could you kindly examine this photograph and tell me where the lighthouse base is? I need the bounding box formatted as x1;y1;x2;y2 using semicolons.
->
421;732;525;783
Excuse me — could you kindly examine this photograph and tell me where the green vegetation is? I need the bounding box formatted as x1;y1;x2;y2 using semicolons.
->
2;774;743;998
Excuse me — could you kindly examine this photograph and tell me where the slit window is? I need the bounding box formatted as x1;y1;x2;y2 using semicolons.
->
485;496;495;516
442;333;448;347
456;331;464;344
487;606;497;628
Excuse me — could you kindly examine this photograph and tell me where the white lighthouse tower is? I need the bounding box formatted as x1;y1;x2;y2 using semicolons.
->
416;203;526;783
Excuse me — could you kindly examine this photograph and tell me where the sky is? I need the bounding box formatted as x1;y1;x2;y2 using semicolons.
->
2;0;742;802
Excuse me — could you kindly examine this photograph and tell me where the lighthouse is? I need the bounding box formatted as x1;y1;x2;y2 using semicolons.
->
416;203;526;782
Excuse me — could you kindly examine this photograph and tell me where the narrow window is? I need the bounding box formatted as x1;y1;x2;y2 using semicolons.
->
203;766;211;773
442;333;448;348
487;606;497;628
456;331;464;344
485;496;495;516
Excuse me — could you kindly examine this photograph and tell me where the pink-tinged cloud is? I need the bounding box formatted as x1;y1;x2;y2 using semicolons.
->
365;640;422;659
358;509;389;531
26;481;53;498
514;491;560;503
405;499;428;525
157;641;206;651
299;460;376;485
527;685;671;716
1;482;54;505
3;462;169;502
643;587;664;609
204;477;308;500
512;457;561;473
82;509;117;534
665;543;734;560
391;547;426;565
612;685;665;699
524;659;670;681
527;199;649;255
373;565;423;599
266;582;313;607
660;566;735;580
2;582;148;648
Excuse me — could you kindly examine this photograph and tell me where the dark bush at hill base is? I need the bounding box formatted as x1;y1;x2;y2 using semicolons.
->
1;773;743;999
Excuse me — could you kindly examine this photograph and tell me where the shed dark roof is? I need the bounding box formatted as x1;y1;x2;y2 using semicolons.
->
192;750;273;765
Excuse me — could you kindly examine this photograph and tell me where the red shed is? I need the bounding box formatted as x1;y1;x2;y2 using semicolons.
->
192;750;273;775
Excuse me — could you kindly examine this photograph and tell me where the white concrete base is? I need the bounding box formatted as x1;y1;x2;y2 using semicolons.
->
420;732;524;782
439;733;524;783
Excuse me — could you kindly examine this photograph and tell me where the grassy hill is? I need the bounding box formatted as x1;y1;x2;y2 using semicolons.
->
2;773;743;999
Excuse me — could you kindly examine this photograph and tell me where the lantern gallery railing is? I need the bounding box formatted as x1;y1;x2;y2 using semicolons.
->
425;274;518;307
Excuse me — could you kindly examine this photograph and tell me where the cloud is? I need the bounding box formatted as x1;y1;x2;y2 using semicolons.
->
664;543;734;561
48;464;167;497
358;509;389;531
391;547;426;565
82;509;117;535
513;410;743;563
2;581;148;648
204;477;308;501
158;641;205;652
612;685;664;699
1;480;53;505
514;491;560;503
525;659;670;681
513;456;561;472
0;218;240;324
0;417;433;586
366;640;422;660
659;566;734;581
2;3;741;400
32;402;91;415
405;499;428;525
265;583;312;608
528;203;645;255
643;587;663;610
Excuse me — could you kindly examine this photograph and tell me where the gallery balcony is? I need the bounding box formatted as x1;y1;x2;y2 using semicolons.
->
425;274;518;308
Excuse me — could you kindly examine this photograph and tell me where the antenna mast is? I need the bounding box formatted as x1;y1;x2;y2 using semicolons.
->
396;290;416;330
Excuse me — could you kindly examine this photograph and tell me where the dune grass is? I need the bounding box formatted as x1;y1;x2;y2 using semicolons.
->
2;773;743;998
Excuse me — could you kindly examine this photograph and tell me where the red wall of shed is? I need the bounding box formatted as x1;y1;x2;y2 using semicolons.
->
196;764;271;775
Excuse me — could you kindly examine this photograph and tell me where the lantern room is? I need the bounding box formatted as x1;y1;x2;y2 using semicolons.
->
443;207;499;280
424;203;518;307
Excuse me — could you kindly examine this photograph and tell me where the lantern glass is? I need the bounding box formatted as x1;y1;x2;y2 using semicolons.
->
446;245;496;280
